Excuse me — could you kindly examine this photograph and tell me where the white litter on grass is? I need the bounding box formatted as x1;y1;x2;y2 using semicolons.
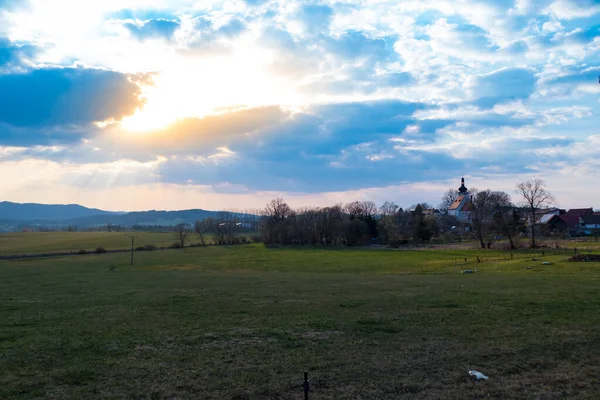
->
469;370;489;380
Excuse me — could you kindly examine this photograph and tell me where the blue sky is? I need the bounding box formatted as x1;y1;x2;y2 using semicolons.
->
0;0;599;211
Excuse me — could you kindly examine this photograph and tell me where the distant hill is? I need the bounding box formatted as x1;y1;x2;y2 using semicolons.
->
0;201;120;221
0;202;233;232
63;209;224;227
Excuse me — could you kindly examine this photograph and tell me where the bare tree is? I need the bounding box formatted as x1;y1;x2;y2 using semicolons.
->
516;179;555;248
379;202;400;244
194;220;207;246
344;201;378;240
470;190;513;248
412;204;433;241
262;198;293;244
493;207;522;250
439;189;459;213
174;223;191;248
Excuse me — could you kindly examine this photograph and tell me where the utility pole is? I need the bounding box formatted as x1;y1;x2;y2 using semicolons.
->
128;235;138;265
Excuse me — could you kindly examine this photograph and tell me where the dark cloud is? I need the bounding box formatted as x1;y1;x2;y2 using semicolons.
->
0;123;87;147
0;67;144;128
503;40;529;54
0;38;36;68
124;18;180;41
5;98;581;194
547;66;600;85
154;100;556;193
544;65;600;95
472;67;537;108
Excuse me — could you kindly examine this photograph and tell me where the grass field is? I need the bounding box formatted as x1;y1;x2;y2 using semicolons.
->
1;231;599;257
0;232;188;256
1;244;600;399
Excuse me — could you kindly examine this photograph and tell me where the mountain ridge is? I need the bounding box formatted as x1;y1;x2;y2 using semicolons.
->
0;202;232;232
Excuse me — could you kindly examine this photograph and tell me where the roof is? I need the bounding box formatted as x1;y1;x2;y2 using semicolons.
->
538;208;563;215
565;208;594;217
422;209;441;215
448;195;465;211
461;201;473;211
538;214;559;224
582;215;600;225
558;215;581;228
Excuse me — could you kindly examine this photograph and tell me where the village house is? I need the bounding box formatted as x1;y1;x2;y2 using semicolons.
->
536;207;599;236
564;208;594;218
581;215;600;235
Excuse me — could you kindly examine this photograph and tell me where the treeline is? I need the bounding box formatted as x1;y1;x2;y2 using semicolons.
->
116;179;559;249
257;189;528;249
258;198;456;246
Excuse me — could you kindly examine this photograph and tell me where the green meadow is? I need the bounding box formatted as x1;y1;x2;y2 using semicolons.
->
1;243;600;399
0;232;183;256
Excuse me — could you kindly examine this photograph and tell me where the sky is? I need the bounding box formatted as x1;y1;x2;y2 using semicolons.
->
0;0;599;211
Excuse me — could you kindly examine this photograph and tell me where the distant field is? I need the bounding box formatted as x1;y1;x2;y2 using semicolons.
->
0;231;203;256
1;244;600;399
2;231;599;258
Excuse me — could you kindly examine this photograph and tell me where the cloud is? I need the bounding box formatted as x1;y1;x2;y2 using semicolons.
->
216;18;246;37
123;18;180;41
545;0;600;20
0;37;36;68
244;0;269;6
297;4;334;33
0;0;27;10
110;106;290;152
325;30;397;63
0;67;144;128
546;66;600;82
0;123;90;146
469;67;537;108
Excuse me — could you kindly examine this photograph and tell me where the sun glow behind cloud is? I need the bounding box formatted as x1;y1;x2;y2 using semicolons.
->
121;43;304;133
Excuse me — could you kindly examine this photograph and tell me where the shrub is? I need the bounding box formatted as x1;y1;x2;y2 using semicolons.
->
95;246;108;254
77;249;88;254
250;235;262;243
135;246;145;251
229;236;244;245
169;242;183;249
388;239;409;248
143;244;157;251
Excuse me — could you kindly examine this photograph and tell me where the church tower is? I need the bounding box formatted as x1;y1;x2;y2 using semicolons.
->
458;177;468;195
448;177;472;222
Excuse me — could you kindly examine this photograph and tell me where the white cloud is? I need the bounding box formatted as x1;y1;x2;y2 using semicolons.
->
542;20;563;33
545;0;600;19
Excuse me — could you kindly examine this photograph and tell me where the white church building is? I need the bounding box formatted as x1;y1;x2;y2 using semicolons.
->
448;178;473;223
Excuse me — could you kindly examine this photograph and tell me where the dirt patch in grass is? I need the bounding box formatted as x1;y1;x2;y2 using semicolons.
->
569;254;600;262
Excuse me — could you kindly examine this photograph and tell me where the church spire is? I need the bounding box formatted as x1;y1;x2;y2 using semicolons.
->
458;177;468;194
